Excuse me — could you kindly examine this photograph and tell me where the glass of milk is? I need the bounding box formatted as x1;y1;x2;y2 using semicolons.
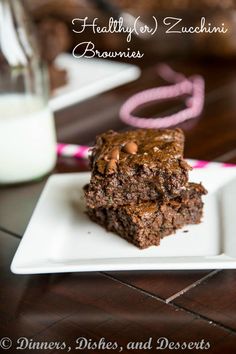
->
0;0;57;184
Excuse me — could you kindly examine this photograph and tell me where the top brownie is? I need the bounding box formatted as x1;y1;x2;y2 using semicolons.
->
85;128;191;208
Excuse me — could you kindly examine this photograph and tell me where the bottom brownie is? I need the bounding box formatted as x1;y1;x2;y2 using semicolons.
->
86;183;207;249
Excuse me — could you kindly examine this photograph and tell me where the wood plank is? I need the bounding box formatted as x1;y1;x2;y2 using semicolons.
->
173;270;236;332
0;230;110;339
1;231;236;353
16;271;236;354
3;267;235;353
184;84;236;160
0;181;46;236
106;270;215;301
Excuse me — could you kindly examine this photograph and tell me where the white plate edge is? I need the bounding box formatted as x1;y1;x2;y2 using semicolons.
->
10;167;236;274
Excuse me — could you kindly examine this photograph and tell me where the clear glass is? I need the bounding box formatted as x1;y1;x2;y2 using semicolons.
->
0;0;57;184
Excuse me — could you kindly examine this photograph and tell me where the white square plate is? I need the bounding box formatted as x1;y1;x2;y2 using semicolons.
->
49;54;140;111
11;165;236;274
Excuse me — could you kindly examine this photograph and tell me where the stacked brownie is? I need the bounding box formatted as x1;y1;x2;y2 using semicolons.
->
84;129;207;249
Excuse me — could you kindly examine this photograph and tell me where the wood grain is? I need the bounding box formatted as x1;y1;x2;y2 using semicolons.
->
0;227;234;354
1;229;235;354
105;270;215;301
173;270;236;331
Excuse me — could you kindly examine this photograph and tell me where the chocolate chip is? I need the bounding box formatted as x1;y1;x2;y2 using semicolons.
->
110;147;120;160
123;142;138;154
106;159;117;174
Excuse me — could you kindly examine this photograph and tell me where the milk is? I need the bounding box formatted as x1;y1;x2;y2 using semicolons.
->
0;94;57;184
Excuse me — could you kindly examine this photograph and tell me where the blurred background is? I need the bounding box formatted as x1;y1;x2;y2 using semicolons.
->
24;0;236;91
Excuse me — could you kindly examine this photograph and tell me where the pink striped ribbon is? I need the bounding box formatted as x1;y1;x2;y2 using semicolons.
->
191;160;209;169
119;64;205;128
56;143;235;168
57;143;90;160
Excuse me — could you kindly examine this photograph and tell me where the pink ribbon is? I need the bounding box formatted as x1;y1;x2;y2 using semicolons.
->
119;64;205;128
56;144;236;169
56;143;90;160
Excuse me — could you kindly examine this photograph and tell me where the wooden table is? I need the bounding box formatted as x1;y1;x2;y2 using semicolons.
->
1;58;236;353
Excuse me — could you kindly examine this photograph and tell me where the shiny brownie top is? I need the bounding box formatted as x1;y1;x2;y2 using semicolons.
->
91;128;190;175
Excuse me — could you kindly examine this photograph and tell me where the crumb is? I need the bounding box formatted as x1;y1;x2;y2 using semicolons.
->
183;230;189;233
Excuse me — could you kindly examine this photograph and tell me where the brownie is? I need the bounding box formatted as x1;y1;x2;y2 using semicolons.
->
85;129;191;208
86;183;207;249
37;18;71;63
